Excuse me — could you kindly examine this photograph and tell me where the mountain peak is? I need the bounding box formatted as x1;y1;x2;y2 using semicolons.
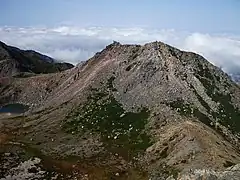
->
0;40;240;179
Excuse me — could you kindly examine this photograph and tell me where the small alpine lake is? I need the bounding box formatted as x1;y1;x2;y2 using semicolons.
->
0;103;29;114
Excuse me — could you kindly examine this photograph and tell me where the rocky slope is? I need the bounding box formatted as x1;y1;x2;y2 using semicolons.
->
167;164;240;180
0;41;74;78
0;41;240;179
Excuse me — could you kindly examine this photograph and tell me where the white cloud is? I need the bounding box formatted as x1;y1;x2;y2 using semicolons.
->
183;33;240;73
0;26;240;73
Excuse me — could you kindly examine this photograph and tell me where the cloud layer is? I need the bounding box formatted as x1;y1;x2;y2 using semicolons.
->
0;26;240;73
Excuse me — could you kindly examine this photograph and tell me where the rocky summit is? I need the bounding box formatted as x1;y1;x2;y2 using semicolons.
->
0;41;240;180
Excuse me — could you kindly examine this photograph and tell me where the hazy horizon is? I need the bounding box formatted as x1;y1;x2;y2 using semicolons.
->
1;0;240;73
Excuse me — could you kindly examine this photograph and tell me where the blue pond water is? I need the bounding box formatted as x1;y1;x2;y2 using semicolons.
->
0;103;29;114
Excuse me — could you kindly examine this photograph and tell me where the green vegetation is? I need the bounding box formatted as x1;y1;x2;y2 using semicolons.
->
168;93;240;133
196;63;214;80
63;87;152;159
195;62;219;96
194;64;240;133
106;76;117;91
167;99;193;116
167;99;212;127
190;85;211;112
192;109;212;127
211;92;240;133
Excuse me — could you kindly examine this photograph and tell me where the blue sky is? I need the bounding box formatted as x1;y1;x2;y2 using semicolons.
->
1;0;240;33
0;0;240;73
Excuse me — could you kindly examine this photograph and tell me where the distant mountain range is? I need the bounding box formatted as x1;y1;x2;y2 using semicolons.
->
0;41;74;78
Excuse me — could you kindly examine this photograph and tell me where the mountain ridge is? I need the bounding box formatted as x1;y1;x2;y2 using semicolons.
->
0;41;240;179
0;41;74;78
